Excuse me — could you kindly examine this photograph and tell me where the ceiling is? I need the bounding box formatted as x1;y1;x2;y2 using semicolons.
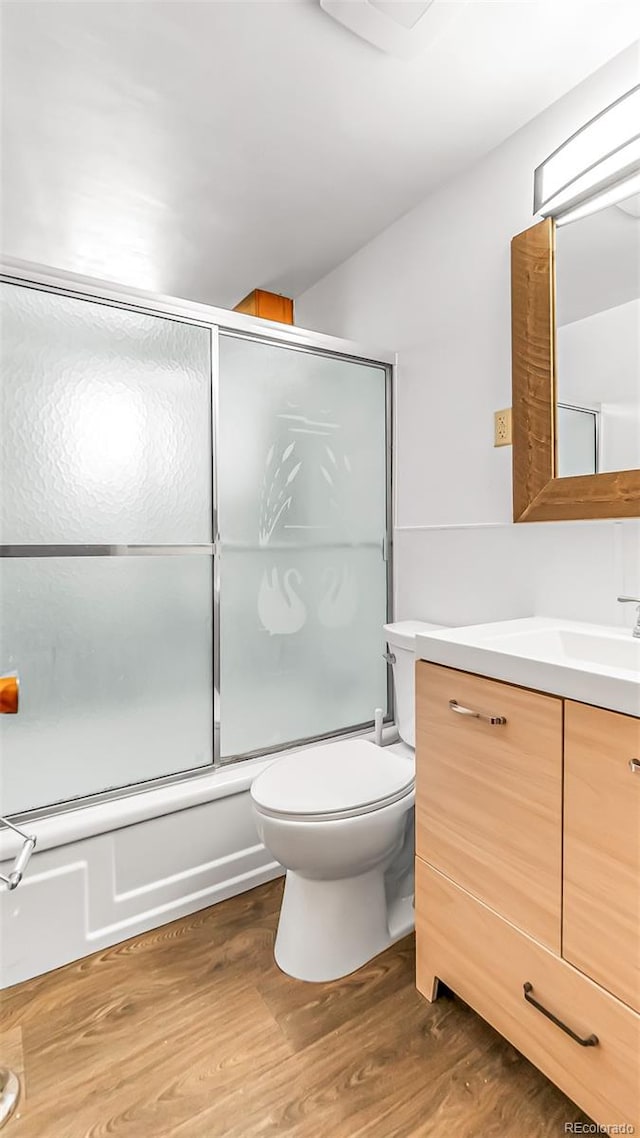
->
1;0;639;309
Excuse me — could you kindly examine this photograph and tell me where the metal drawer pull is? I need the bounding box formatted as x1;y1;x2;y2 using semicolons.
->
523;983;598;1047
0;817;36;891
448;699;507;726
382;650;396;665
630;758;640;774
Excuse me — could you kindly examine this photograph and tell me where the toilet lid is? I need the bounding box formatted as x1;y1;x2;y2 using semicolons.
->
251;739;414;820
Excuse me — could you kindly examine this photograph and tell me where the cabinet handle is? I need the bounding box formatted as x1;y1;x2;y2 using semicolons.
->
630;759;640;774
523;983;598;1047
448;699;507;726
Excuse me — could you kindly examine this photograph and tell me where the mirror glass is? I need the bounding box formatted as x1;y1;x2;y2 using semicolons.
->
555;192;640;477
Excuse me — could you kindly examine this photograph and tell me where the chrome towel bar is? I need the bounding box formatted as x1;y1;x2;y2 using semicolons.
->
0;817;36;890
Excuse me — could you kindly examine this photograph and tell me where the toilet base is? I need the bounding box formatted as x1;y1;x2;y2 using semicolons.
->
274;867;409;982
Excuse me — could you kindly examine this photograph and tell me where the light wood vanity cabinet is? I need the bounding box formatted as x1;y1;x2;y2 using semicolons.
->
415;664;562;950
563;701;640;1013
415;662;640;1132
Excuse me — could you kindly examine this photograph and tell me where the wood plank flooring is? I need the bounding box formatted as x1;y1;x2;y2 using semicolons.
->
0;879;589;1137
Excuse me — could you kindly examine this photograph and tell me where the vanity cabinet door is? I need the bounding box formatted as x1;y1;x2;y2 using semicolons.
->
416;859;640;1133
415;662;562;951
563;701;640;1013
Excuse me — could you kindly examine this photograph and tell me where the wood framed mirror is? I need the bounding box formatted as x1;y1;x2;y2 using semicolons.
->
511;217;640;522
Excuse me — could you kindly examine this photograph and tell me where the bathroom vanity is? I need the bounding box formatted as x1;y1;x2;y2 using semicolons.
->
414;619;640;1131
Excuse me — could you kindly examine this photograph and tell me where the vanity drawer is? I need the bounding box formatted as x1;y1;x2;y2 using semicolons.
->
415;662;562;950
416;858;640;1131
563;701;640;1012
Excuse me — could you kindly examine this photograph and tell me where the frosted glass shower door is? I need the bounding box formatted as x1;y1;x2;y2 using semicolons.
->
0;282;214;815
218;334;389;758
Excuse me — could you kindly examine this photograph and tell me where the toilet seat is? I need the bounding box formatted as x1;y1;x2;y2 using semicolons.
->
251;738;414;822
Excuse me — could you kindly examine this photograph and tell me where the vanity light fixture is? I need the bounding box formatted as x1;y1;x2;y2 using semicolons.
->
534;84;640;226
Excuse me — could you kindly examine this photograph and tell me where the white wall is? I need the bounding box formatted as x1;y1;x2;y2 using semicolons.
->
296;44;640;629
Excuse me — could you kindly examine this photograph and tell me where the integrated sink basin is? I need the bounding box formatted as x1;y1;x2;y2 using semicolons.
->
515;626;640;673
416;617;640;717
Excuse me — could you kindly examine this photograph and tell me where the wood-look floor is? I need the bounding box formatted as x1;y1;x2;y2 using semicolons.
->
0;879;589;1138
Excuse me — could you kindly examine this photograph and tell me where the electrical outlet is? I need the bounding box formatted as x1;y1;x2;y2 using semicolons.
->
494;408;512;447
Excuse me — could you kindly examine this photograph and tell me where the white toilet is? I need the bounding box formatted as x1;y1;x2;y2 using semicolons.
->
250;620;442;982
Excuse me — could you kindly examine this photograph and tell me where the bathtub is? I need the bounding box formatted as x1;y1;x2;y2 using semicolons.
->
0;725;396;988
0;754;281;988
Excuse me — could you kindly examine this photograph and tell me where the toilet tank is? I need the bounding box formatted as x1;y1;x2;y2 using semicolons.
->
383;621;444;748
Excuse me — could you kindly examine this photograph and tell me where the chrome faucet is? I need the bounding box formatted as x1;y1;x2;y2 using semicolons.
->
617;596;640;638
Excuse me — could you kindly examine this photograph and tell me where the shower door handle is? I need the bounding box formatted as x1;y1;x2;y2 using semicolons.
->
0;675;19;714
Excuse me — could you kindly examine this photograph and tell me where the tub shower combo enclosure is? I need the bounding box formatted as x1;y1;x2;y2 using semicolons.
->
0;262;394;985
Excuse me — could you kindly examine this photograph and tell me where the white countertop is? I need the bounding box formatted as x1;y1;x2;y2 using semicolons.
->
416;617;640;718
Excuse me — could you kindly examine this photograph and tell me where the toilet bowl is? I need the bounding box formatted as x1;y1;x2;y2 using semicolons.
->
250;620;443;982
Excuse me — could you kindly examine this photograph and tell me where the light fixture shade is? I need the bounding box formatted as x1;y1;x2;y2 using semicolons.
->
534;84;640;225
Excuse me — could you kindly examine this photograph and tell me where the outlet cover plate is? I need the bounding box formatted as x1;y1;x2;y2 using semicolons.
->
494;408;512;447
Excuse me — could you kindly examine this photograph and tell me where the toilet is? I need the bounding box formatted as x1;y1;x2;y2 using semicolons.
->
250;620;443;982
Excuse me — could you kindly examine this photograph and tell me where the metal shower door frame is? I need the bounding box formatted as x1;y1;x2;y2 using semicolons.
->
0;258;395;814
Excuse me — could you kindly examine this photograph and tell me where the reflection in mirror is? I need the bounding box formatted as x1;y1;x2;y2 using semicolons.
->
556;192;640;477
557;403;597;477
